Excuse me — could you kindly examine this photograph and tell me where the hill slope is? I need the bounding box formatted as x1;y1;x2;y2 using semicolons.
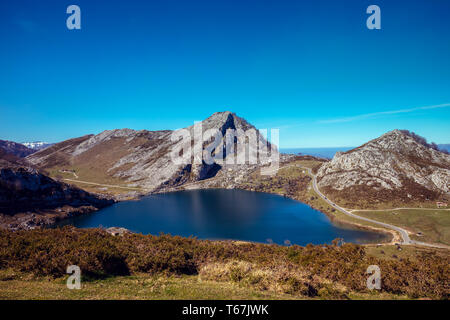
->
26;112;275;193
0;157;114;230
0;140;34;158
316;129;450;208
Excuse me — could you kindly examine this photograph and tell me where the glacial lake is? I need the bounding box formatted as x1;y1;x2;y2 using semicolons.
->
59;189;387;245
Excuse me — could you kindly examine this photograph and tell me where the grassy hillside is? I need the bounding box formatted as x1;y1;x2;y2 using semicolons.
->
0;227;448;300
0;270;295;300
353;209;450;246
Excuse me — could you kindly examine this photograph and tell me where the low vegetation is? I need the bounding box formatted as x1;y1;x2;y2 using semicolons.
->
321;183;444;210
0;227;448;300
354;209;450;246
239;159;321;203
0;270;293;300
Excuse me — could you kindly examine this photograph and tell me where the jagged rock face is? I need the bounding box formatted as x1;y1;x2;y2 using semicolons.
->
26;112;275;191
317;130;450;205
179;111;272;182
0;161;113;215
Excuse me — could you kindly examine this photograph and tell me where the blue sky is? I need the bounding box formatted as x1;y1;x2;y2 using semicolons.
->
0;0;449;147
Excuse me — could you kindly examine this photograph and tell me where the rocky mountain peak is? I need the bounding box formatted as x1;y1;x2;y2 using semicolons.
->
317;130;450;207
210;110;233;118
343;129;447;163
175;111;272;183
377;129;424;145
355;129;414;151
189;111;255;133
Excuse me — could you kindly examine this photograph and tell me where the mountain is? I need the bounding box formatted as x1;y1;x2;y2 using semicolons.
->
0;140;34;158
282;144;449;160
0;148;22;164
26;112;275;193
0;157;114;230
21;141;53;151
316;129;450;208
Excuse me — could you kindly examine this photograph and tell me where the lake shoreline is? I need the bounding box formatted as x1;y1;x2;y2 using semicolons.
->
150;187;393;245
54;188;388;246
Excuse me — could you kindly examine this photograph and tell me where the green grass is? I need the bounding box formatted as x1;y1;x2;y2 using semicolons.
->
0;270;296;300
353;209;450;246
277;166;308;179
47;166;145;196
0;269;410;300
329;195;444;210
365;243;450;262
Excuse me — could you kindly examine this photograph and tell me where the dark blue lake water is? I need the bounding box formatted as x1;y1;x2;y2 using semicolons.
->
59;189;387;245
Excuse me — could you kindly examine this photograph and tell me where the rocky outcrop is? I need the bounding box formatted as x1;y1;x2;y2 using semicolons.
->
105;227;131;236
316;130;450;206
0;159;114;230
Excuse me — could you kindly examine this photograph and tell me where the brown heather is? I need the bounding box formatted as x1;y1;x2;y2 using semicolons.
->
0;227;448;299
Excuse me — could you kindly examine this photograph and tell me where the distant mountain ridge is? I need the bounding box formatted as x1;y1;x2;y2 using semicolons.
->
281;144;449;159
21;141;53;151
0;140;34;158
0;140;54;161
6;118;450;210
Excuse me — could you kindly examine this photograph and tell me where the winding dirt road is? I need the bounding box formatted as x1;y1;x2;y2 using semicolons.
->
302;166;448;249
64;178;151;191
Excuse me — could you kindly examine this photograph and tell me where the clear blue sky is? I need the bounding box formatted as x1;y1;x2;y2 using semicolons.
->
1;0;449;147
